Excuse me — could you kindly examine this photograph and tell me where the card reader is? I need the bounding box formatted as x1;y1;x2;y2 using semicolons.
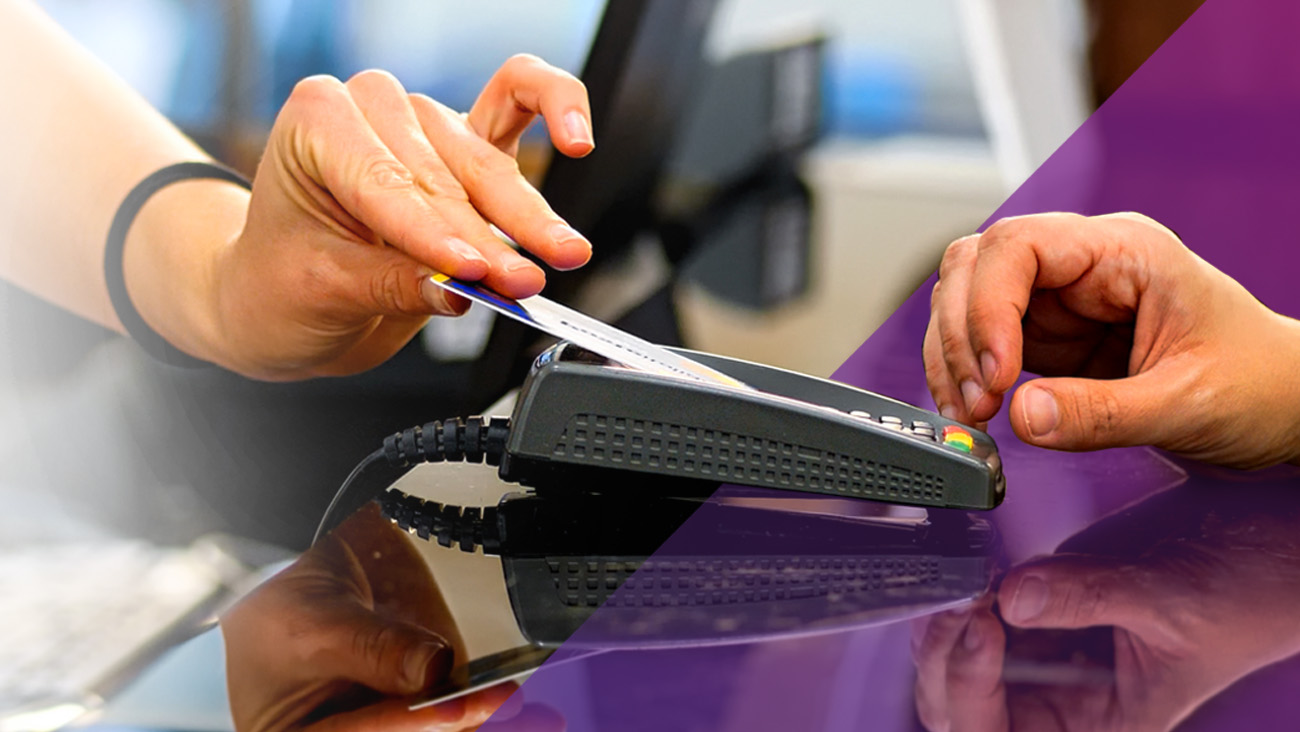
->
499;342;1004;510
314;341;1006;545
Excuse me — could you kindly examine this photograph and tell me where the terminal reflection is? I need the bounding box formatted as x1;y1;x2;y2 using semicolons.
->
913;465;1300;732
221;485;999;731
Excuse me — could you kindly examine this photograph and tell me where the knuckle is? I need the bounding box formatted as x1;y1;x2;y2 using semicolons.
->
347;68;402;90
1122;211;1185;251
351;623;400;669
923;369;955;415
413;169;468;203
1068;576;1108;627
939;348;973;385
360;156;414;193
371;264;417;315
505;52;546;71
462;145;520;186
937;324;969;363
1083;386;1124;440
938;237;976;279
964;297;1001;337
288;74;346;108
1106;210;1160;229
980;217;1020;245
923;358;947;392
502;53;584;88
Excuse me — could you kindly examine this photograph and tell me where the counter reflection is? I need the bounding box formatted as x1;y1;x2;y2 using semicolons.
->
913;465;1300;732
221;486;1000;730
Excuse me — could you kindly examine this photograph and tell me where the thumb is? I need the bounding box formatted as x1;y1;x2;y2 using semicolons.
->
331;244;471;320
1008;372;1178;451
997;555;1157;633
314;606;455;696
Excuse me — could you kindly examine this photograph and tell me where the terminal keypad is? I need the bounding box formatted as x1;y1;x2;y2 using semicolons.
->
847;411;976;452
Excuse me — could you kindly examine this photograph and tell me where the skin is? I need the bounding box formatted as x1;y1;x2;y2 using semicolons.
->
912;481;1300;732
0;1;595;380
222;505;566;732
923;212;1300;468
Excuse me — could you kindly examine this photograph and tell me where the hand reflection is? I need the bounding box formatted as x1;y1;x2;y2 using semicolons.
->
913;480;1300;732
221;503;562;732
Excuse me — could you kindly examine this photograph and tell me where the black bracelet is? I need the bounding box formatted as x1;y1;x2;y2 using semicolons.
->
104;162;252;368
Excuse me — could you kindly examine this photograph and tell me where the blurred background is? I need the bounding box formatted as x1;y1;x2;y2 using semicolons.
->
0;1;1208;727
0;0;1203;548
23;0;1200;379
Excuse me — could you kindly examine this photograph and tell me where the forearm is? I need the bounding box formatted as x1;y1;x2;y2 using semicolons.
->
3;13;596;379
0;0;242;347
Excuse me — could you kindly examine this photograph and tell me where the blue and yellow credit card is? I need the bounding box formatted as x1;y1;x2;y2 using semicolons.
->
428;273;750;390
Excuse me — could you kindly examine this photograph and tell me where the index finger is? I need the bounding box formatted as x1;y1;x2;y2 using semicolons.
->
468;53;594;158
411;94;592;271
966;213;1113;396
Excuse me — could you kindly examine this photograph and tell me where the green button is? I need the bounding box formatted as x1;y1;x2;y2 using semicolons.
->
946;440;972;453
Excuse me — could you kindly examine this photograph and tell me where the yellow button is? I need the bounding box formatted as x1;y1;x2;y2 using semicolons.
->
942;425;974;451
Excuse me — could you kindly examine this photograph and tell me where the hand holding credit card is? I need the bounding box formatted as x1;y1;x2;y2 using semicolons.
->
427;273;750;390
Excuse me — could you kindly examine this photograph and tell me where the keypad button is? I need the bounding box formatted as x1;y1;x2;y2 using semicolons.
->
912;420;933;431
880;415;902;425
849;410;872;420
942;425;975;451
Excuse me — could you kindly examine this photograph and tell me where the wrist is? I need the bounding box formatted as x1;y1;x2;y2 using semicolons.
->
120;174;250;369
1272;314;1300;466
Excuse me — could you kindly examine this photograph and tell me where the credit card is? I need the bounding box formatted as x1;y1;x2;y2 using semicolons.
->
410;646;604;710
427;274;750;390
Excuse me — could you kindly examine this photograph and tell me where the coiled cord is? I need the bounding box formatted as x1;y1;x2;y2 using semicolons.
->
312;416;512;548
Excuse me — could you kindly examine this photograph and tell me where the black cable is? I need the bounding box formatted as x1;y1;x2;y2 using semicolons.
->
311;448;390;546
380;416;512;468
311;416;512;548
377;490;501;554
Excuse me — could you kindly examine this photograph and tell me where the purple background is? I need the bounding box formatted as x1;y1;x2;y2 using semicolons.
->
500;0;1300;728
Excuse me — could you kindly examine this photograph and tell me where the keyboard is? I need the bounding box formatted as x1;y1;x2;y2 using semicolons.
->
0;538;249;726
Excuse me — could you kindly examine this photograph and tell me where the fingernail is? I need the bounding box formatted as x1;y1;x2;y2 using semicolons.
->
420;277;448;308
962;621;983;651
549;223;593;270
939;405;959;421
402;640;449;690
504;258;540;274
1007;575;1048;623
960;379;983;413
550;222;588;246
565;110;594;149
446;237;488;265
1023;387;1059;438
979;351;998;387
